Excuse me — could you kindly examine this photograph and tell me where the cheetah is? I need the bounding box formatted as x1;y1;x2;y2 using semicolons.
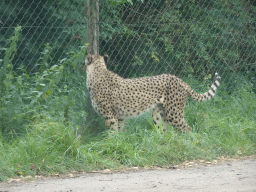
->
85;54;221;133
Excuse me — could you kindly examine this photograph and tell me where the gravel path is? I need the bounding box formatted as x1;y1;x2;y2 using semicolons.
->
1;157;255;192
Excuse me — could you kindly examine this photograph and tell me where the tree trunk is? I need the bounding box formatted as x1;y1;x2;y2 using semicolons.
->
87;0;99;55
86;0;100;129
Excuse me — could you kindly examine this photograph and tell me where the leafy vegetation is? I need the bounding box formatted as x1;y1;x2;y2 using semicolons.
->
100;0;256;85
0;27;89;136
0;0;256;182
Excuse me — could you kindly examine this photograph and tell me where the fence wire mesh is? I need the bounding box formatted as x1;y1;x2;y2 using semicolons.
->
0;0;256;136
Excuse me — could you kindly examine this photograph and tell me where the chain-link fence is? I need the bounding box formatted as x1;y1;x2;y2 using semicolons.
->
1;0;256;136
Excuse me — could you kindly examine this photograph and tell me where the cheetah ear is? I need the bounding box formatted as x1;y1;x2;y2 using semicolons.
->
85;54;93;65
103;54;108;64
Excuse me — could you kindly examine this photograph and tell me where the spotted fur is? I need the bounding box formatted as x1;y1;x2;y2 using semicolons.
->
85;54;221;133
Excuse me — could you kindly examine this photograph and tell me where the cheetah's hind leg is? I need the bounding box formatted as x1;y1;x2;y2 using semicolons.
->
165;106;192;133
152;104;167;131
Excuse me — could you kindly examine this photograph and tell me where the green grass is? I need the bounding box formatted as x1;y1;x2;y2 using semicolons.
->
0;87;256;182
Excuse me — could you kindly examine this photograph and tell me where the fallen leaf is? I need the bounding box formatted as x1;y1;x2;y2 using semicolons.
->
68;174;74;178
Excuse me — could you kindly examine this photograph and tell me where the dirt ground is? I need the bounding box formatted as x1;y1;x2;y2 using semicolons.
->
1;156;255;192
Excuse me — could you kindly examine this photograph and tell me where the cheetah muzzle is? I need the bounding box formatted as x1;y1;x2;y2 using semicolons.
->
85;54;221;133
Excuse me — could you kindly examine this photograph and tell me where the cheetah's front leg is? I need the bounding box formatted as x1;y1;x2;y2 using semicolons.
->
105;119;125;131
118;119;125;131
152;104;167;131
105;119;119;131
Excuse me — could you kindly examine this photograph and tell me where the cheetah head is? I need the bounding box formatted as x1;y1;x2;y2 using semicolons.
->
85;54;109;67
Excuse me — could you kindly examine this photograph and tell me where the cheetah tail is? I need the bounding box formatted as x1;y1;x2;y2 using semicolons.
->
189;72;221;101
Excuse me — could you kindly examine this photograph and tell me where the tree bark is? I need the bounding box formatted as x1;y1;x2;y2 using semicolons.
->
87;0;99;55
86;0;100;128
